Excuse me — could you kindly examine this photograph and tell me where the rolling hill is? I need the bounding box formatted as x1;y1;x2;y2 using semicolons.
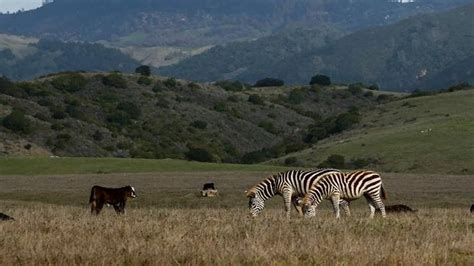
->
0;35;140;80
160;3;474;91
0;72;382;162
269;88;474;174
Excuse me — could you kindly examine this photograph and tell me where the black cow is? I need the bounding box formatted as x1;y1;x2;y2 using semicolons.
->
89;185;137;215
202;183;215;190
470;204;474;213
0;212;14;221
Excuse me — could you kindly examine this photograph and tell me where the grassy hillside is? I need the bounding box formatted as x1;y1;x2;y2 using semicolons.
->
0;72;382;162
270;88;474;174
0;157;288;176
162;4;474;91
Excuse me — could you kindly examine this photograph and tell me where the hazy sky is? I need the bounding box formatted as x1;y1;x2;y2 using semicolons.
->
0;0;42;13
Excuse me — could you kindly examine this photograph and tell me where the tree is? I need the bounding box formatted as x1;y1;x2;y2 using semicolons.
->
254;78;284;87
2;110;32;134
309;74;331;86
185;147;215;162
135;65;151;76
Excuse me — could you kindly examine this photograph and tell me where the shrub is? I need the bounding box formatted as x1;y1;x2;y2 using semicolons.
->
2;110;32;134
254;78;284;87
318;154;345;168
303;126;328;144
215;80;248;91
287;89;306;104
137;76;152;86
214;102;228;112
334;110;361;133
52;111;67;120
102;73;127;88
117;101;141;119
309;74;331;86
248;94;264;105
51;73;87;93
92;130;104;141
448;83;470;92
227;95;240;102
347;85;363;96
156;98;170;108
188;82;201;89
152;82;166;92
135;65;151;76
284;157;298;166
185;147;215;162
368;84;380;91
106;111;130;126
190;120;207;129
258;121;278;134
241;150;271;164
163;77;178;88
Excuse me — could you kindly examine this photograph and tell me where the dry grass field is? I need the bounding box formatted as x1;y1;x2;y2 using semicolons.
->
1;170;474;265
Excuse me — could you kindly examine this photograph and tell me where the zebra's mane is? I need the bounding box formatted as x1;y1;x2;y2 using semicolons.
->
246;175;277;197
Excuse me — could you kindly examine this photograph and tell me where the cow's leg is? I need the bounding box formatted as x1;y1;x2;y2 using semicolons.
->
90;200;97;215
95;201;104;215
113;205;121;214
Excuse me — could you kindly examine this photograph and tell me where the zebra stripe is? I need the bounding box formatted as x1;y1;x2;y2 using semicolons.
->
245;168;350;217
302;170;387;218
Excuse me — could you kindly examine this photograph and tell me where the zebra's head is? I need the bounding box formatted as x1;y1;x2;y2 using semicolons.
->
302;198;316;218
245;190;264;217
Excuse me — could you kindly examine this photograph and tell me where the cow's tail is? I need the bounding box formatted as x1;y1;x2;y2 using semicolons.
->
381;184;387;200
89;186;96;204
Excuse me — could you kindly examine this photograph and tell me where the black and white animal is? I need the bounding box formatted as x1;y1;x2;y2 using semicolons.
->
302;170;386;219
89;185;137;215
0;212;14;221
202;183;216;190
245;169;350;218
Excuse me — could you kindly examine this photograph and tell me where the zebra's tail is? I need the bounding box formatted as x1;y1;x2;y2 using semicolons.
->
381;185;387;200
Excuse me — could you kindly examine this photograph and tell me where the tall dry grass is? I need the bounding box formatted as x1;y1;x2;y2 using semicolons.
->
1;202;473;265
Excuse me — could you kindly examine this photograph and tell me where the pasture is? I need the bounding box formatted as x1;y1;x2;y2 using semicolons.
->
1;159;473;264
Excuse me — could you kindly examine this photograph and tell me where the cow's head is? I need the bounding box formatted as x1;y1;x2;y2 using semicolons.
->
125;186;137;199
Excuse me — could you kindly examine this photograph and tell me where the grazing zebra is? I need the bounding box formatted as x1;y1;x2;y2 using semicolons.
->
245;168;350;218
302;170;386;219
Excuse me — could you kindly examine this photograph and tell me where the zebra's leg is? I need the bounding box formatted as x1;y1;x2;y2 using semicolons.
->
340;199;351;217
370;193;386;218
292;196;303;216
282;189;293;218
364;194;377;218
331;193;341;219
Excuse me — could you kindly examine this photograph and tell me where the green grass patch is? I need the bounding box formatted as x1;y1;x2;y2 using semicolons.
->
0;157;288;176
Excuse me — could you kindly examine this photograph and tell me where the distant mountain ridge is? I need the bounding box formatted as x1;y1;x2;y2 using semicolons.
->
160;3;474;91
0;0;471;48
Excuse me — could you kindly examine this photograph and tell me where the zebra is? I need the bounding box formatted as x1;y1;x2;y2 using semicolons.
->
245;168;351;218
301;170;387;219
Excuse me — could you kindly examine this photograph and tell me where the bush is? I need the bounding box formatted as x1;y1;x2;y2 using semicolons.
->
309;74;331;86
287;89;306;104
102;73;127;88
303;126;328;144
106;111;130;126
190;120;207;129
248;94;264;105
163;77;178;88
117;101;141;119
318;154;345;168
137;76;152;86
2;110;32;134
51;73;87;93
92;130;104;141
214;102;228;112
215;80;248;91
185;147;215;162
254;78;284;87
368;84;380;91
241;150;271;164
347;85;363;96
52;111;67;120
258;121;278;134
284;157;298;166
135;65;151;76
